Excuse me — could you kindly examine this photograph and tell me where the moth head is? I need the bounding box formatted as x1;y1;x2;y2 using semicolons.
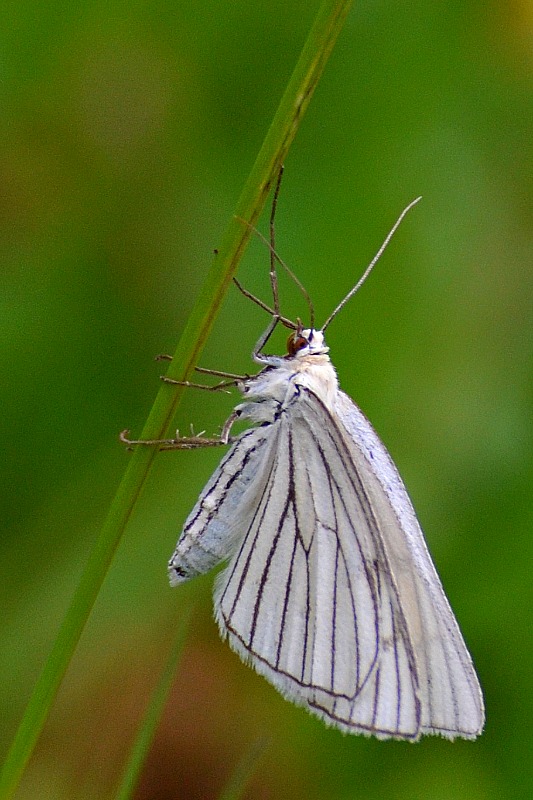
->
286;327;329;357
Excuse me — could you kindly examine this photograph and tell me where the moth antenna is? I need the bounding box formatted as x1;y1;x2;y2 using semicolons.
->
321;196;422;331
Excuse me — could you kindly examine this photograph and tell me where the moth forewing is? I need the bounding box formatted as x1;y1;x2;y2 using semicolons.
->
334;391;484;738
168;425;273;585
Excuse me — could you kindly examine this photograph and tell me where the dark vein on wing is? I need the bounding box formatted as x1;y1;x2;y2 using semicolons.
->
389;596;403;733
298;418;362;694
371;666;381;729
275;500;300;669
220;434;279;618
331;541;340;692
310;419;379;693
184;428;265;534
286;428;313;685
249;437;293;648
301;391;423;715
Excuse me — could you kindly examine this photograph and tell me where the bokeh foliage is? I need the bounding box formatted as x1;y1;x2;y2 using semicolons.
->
1;1;532;798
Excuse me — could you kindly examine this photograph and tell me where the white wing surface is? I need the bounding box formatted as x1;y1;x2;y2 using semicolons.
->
212;388;484;739
168;426;273;585
334;390;484;738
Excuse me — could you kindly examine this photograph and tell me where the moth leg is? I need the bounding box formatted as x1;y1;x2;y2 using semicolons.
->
155;356;249;381
232;277;296;330
120;411;240;451
235;168;315;366
252;315;283;364
195;367;252;380
160;376;238;392
156;356;251;391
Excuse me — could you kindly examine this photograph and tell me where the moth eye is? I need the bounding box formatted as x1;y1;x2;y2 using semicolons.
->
287;333;308;356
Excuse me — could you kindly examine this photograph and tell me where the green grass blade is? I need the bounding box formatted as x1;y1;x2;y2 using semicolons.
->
0;2;354;797
217;739;270;800
114;609;191;800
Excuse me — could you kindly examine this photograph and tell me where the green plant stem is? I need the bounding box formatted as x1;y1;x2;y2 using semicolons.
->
217;738;270;800
114;609;191;800
0;2;354;797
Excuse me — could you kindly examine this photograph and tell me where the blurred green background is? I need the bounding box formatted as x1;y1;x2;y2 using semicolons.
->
1;1;532;798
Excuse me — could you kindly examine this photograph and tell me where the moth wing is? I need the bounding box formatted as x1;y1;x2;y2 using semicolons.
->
214;389;424;739
168;426;272;585
335;390;484;739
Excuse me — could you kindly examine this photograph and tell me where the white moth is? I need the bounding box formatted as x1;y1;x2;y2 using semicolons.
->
128;190;484;740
